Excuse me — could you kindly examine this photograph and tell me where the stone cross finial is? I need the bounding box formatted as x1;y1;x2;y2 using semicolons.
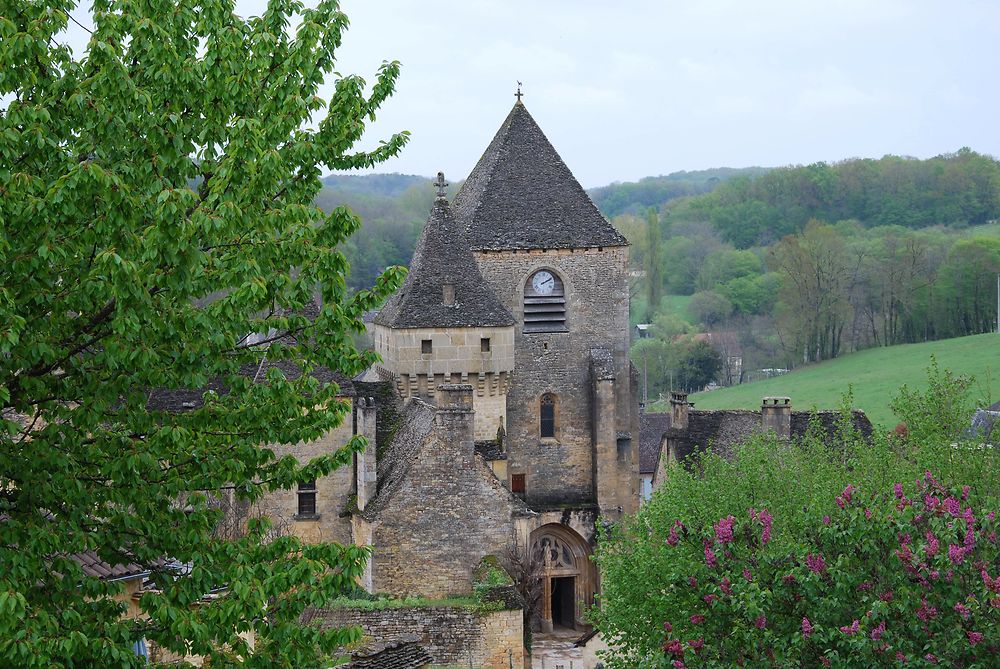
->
434;171;448;199
515;81;523;102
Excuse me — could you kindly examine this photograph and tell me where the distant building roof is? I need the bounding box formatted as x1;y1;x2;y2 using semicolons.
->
72;551;148;581
373;196;515;329
146;298;355;412
666;409;874;465
451;101;628;251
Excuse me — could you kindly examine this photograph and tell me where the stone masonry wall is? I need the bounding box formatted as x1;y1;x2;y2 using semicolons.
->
373;324;514;440
473;247;633;508
370;395;528;599
313;605;523;669
257;408;355;545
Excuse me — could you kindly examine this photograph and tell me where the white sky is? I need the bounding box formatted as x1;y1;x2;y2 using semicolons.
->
60;1;1000;188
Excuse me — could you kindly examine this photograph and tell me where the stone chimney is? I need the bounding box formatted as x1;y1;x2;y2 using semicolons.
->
761;396;791;440
355;397;378;511
434;383;475;456
670;391;690;430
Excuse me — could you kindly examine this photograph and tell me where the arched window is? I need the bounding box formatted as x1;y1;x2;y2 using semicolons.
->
540;393;556;438
524;269;567;333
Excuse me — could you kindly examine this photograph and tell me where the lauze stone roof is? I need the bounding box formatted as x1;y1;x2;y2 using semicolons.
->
374;197;515;329
451;100;628;251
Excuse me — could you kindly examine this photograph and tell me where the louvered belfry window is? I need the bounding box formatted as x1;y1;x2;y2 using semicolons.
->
524;270;567;333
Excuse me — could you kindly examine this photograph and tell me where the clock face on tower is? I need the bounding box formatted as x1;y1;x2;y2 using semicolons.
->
531;270;556;295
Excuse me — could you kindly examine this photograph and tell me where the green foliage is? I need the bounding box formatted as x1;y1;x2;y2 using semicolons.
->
598;474;1000;667
597;369;1000;667
890;357;976;445
0;1;407;666
695;150;1000;249
588;167;768;218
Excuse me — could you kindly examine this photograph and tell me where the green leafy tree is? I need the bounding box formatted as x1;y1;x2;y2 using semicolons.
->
1;1;406;667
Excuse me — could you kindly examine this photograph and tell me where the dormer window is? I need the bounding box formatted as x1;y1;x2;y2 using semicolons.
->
524;270;567;333
442;283;455;306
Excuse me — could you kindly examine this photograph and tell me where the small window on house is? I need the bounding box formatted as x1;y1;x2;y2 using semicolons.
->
421;339;432;354
297;480;317;517
481;337;491;352
540;393;556;439
511;474;526;494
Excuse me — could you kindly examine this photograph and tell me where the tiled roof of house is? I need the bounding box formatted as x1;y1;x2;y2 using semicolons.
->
344;639;433;669
373;196;514;329
146;298;355;412
451;101;627;251
72;551;148;581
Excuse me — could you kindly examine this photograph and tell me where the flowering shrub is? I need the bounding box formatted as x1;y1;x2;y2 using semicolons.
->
607;473;1000;667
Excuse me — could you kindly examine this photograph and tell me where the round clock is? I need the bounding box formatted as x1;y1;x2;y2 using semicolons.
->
531;270;556;295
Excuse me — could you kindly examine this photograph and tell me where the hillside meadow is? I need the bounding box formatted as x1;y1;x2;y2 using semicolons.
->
683;332;1000;428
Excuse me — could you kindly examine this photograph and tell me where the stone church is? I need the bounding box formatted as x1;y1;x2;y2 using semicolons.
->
262;98;639;632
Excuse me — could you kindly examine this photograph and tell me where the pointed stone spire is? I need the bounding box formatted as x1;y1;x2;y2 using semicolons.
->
373;183;515;329
451;100;627;251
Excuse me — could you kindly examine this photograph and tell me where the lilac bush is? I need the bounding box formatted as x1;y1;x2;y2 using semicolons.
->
651;473;1000;667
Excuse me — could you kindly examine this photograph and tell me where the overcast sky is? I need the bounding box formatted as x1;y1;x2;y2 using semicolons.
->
63;1;1000;188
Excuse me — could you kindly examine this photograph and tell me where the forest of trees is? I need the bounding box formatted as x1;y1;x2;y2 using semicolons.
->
621;149;1000;396
321;151;1000;395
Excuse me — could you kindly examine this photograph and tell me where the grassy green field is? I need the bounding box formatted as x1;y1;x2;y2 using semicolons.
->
659;294;694;325
682;333;1000;429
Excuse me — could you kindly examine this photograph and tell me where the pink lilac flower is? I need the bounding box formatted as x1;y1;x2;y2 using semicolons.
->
857;581;873;591
688;638;704;652
840;620;860;635
759;508;773;545
806;553;826;574
967;631;984;646
704;545;717;568
714;515;736;544
896;651;907;663
782;574;796;584
948;543;966;565
690;615;705;625
924;654;937;663
954;602;970;619
880;591;894;602
925;531;939;557
688;576;697;588
755;615;766;629
894;483;904;499
672;662;685;669
667;521;681;546
943;497;962;516
865;507;873;519
801;617;812;638
962;485;971;499
664;639;682;655
720;577;732;595
916;600;938;622
822;515;831;526
663;621;672;632
703;594;717;604
743;568;753;582
835;484;855;509
988;511;996;521
871;620;886;640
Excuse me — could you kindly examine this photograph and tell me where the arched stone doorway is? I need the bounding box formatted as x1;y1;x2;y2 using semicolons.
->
530;524;596;632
